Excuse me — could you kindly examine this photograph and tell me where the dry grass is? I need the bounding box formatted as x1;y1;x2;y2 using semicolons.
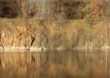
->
0;18;110;49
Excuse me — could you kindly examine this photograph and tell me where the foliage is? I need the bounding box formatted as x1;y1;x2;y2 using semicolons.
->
0;0;110;23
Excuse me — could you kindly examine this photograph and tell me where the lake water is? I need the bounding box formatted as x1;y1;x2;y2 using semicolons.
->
0;50;109;78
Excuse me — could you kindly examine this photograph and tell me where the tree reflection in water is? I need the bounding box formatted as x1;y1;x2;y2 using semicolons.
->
0;50;109;78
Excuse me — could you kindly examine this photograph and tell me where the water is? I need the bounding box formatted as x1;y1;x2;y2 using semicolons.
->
0;50;109;78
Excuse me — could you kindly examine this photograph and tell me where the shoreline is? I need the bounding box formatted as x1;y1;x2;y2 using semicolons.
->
0;46;110;52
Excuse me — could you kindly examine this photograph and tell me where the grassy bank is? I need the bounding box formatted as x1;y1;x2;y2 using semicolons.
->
0;18;110;50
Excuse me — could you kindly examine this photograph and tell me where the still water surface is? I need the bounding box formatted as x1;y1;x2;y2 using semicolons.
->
0;50;109;78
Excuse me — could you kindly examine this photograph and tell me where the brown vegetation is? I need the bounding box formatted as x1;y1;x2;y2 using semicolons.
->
0;0;110;49
0;0;109;21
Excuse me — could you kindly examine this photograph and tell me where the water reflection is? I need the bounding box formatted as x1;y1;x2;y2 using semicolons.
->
0;50;109;78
